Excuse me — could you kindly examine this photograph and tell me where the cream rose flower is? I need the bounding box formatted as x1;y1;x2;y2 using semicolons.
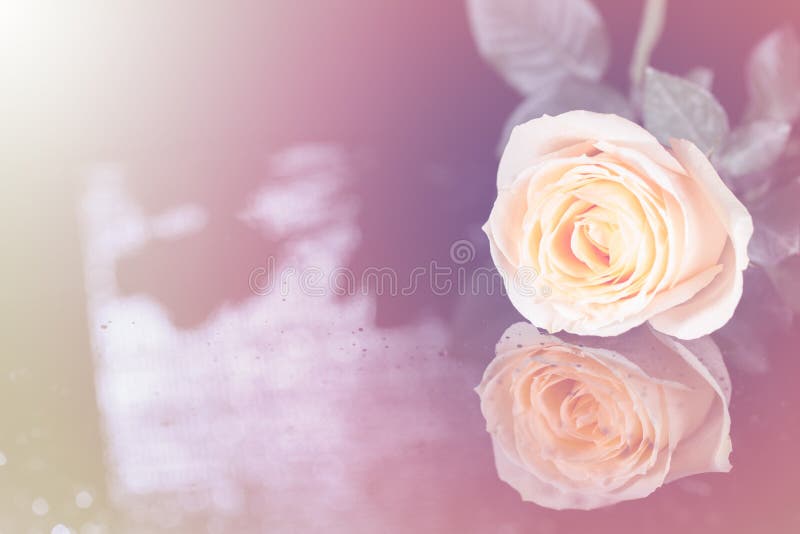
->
485;111;752;338
476;322;732;510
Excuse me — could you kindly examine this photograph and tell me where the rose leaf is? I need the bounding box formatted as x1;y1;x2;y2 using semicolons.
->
743;25;800;123
683;66;714;92
467;0;610;95
643;67;730;154
748;177;800;266
716;120;791;178
766;254;800;313
713;266;793;375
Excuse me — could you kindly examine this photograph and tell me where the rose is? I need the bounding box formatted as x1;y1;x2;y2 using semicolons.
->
485;111;752;338
476;322;732;510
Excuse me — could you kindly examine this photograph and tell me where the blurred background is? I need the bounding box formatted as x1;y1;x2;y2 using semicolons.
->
3;1;800;532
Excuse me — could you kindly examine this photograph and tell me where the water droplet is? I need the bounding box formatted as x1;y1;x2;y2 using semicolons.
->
78;522;105;534
51;525;70;534
32;497;49;516
75;490;93;509
0;450;6;466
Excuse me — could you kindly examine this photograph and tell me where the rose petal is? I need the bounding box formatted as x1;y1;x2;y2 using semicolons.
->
498;111;684;189
649;139;753;338
650;332;732;478
594;141;728;285
492;439;640;510
670;139;753;272
649;241;739;339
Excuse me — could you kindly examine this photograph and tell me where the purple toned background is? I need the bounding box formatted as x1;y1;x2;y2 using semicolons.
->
4;1;800;532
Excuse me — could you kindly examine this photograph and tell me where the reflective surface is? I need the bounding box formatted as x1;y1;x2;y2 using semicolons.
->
4;1;800;532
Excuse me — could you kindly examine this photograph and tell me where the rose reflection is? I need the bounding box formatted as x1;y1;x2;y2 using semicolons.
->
80;145;493;531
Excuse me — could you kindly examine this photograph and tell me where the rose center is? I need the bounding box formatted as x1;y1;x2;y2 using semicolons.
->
571;206;624;271
582;219;611;256
563;386;610;439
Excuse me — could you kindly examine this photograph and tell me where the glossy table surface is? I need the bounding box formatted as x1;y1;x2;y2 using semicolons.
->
4;1;800;532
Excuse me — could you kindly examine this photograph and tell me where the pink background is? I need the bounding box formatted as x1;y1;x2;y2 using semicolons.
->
4;1;800;532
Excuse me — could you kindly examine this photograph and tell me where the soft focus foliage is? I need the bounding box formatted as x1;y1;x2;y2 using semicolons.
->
748;178;800;266
467;0;609;95
683;66;714;92
713;266;793;374
716;120;791;178
767;254;800;313
744;25;800;123
642;68;729;154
